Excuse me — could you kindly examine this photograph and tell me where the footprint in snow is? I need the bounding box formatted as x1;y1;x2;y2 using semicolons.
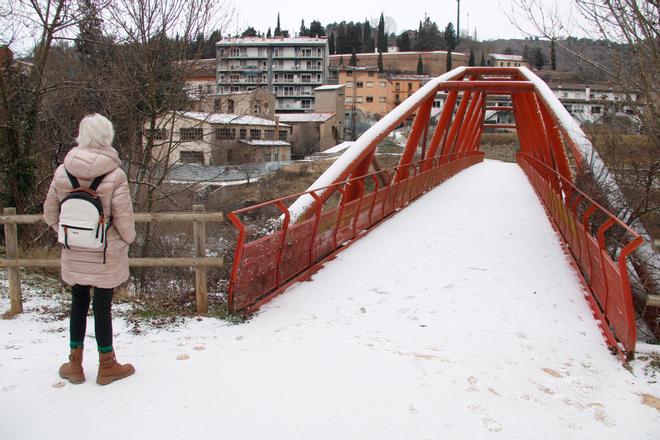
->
176;354;190;361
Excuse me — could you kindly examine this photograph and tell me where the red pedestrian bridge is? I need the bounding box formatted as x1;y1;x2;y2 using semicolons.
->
226;66;653;362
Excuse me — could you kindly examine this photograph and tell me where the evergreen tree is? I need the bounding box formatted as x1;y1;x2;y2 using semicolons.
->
468;48;475;66
242;26;258;37
300;19;307;37
339;54;344;67
363;20;375;53
397;31;411;51
309;20;325;37
443;22;456;51
274;13;282;36
350;50;357;66
504;46;514;55
550;39;557;70
345;22;363;54
417;17;444;51
416;54;424;74
337;24;347;54
532;47;545;70
522;44;529;61
378;51;384;72
329;33;335;54
446;49;452;71
267;28;272;38
377;13;387;53
480;51;485;66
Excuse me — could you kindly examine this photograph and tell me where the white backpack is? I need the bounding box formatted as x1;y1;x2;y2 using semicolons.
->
58;170;109;262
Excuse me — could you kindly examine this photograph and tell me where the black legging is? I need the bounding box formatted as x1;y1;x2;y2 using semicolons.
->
70;284;113;348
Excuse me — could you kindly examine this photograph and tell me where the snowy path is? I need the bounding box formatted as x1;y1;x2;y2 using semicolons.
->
1;160;659;439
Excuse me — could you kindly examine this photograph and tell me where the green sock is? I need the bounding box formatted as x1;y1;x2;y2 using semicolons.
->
98;345;113;353
70;340;84;349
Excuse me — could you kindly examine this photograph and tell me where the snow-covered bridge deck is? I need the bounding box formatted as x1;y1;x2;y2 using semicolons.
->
1;160;658;439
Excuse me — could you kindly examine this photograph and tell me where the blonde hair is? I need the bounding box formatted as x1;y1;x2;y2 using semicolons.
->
76;114;115;149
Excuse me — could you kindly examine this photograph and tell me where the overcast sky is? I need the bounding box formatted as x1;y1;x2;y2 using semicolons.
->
231;0;577;40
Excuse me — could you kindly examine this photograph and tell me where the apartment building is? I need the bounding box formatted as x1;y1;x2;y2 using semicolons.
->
337;67;430;121
550;83;639;124
216;37;329;113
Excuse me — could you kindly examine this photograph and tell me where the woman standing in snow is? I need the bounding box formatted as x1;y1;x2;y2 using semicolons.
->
44;114;136;385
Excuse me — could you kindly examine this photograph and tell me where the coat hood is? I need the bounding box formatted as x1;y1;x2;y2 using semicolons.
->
63;146;121;181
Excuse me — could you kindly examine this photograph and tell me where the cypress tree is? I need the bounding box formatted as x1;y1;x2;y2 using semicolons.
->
329;33;335;55
339;54;344;67
363;20;375;53
274;13;282;36
377;13;387;53
480;51;485;66
532;47;545;70
468;48;475;66
350;50;357;66
446;49;452;71
417;55;424;74
522;44;529;61
378;51;384;72
550;38;557;70
266;28;272;38
300;19;306;37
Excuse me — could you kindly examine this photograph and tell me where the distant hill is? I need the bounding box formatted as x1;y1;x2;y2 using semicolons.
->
459;37;625;85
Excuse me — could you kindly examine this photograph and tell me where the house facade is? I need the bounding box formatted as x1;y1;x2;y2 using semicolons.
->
277;113;339;158
192;88;276;119
216;37;329;113
487;54;529;68
149;112;292;166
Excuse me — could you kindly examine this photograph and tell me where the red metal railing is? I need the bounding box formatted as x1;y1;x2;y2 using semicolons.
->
227;151;484;313
517;152;644;360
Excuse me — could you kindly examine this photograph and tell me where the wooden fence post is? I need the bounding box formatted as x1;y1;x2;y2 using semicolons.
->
3;207;22;316
193;205;208;314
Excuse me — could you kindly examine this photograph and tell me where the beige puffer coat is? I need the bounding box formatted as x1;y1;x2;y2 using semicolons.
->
44;146;136;288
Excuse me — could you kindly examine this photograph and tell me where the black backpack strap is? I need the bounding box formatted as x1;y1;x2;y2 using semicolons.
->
89;173;107;192
65;169;80;189
65;169;107;192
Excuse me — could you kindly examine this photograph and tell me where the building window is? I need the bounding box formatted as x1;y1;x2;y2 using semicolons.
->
356;96;363;103
249;129;261;139
179;151;204;164
239;128;247;139
366;81;374;88
274;151;279;161
227;149;234;162
213;99;221;111
215;128;235;140
264;129;275;140
179;127;203;141
379;97;387;103
346;96;353;103
227;99;235;113
346;71;353;76
264;151;271;161
278;130;288;141
356;81;364;88
366;96;373;103
346;81;354;88
380;80;386;87
395;82;400;91
591;106;602;114
302;100;311;109
407;82;412;91
395;94;400;102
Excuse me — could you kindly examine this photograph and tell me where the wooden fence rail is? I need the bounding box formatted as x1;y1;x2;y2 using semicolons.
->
1;206;224;317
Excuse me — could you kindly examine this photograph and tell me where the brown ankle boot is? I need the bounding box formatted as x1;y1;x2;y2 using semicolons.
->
96;350;135;385
59;347;85;384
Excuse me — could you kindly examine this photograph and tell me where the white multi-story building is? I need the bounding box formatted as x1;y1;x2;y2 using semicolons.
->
550;83;639;124
216;37;329;113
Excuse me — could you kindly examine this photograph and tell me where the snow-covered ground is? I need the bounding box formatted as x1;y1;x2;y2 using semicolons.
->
1;160;658;439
